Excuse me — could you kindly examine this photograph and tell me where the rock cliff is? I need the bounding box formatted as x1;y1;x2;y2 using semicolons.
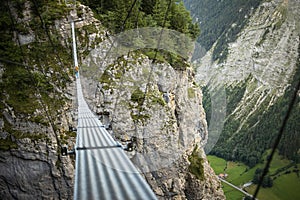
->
0;1;76;199
82;54;224;199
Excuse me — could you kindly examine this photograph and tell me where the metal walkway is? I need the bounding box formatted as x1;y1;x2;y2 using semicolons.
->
74;77;157;200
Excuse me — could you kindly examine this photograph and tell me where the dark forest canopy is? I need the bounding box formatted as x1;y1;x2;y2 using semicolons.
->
79;0;200;40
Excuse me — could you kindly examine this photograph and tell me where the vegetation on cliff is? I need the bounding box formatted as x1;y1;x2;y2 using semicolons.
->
188;146;205;180
0;0;72;149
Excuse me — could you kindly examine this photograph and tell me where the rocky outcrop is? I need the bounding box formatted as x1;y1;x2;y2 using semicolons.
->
80;46;224;199
82;53;224;199
196;0;299;126
197;1;299;88
197;0;299;104
0;85;76;199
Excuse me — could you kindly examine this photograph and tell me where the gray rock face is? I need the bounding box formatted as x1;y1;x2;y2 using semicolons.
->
0;93;76;200
0;150;73;199
0;2;79;198
80;50;224;198
0;2;77;193
95;57;204;166
0;130;74;199
196;0;300;124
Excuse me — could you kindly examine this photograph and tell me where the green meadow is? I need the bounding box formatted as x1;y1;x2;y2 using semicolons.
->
207;151;300;200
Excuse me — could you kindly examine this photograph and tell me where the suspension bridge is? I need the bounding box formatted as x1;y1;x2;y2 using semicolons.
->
70;9;157;197
73;75;157;199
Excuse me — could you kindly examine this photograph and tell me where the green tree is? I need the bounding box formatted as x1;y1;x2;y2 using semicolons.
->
140;0;157;15
252;168;262;184
80;0;200;40
152;0;169;27
262;175;273;188
170;1;190;33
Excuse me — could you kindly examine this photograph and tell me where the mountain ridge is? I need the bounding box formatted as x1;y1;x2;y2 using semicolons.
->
191;0;300;166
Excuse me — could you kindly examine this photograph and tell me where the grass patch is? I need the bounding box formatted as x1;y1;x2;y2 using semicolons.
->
208;151;300;200
208;155;254;185
222;184;244;200
246;185;280;200
131;88;145;105
246;171;300;200
208;155;255;199
225;161;253;186
207;155;227;174
130;113;151;123
141;49;165;63
147;89;166;106
140;49;189;71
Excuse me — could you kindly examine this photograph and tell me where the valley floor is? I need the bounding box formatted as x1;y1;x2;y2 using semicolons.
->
207;152;300;200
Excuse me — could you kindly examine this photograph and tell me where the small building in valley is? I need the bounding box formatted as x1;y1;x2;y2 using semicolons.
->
218;173;228;179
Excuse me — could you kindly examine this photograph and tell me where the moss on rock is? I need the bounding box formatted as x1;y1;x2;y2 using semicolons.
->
188;146;205;181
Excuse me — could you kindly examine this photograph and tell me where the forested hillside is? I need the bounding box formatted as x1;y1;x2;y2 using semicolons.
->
212;64;300;167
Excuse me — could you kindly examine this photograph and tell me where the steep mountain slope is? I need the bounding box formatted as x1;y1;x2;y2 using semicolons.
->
191;0;300;166
184;0;262;61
